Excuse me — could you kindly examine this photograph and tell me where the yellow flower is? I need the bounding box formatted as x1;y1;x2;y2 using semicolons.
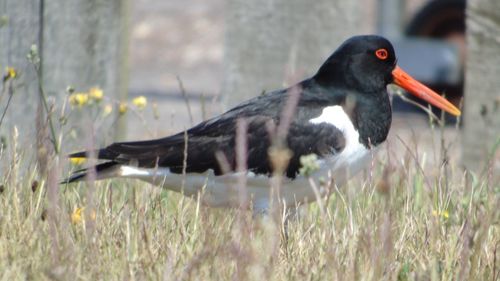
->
442;210;449;219
71;207;84;224
69;93;89;107
118;102;128;115
6;67;17;79
70;157;86;165
132;96;147;110
89;87;104;102
71;207;96;225
103;104;113;116
3;66;17;81
432;209;449;219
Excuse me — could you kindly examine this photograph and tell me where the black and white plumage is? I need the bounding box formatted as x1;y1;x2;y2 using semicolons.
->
64;35;460;212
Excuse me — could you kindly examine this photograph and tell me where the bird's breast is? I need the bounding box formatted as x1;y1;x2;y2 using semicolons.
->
308;105;372;179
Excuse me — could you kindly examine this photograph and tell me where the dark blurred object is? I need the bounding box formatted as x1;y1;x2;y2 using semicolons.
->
406;0;466;39
392;0;466;122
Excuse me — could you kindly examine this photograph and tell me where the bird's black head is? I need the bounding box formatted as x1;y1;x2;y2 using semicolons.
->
312;35;461;116
314;35;397;92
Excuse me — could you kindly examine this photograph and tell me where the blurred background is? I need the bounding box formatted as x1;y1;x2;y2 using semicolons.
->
0;0;498;171
129;0;465;115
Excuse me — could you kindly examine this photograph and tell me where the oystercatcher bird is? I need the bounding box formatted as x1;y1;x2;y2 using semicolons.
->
65;35;460;212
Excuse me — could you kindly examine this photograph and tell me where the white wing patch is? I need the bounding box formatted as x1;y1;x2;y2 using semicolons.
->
309;105;350;128
309;105;370;172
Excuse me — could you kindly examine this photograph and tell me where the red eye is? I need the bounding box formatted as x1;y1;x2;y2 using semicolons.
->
375;48;388;60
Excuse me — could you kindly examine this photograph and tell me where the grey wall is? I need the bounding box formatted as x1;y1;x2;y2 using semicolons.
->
0;0;129;148
223;0;367;107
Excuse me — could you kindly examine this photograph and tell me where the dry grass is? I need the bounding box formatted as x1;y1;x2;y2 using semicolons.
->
0;125;498;280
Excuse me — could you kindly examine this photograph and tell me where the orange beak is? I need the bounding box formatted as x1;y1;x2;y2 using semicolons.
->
392;66;461;116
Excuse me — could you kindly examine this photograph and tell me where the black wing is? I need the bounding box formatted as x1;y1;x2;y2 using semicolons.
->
69;84;346;179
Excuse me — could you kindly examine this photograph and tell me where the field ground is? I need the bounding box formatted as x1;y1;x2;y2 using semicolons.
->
0;105;498;280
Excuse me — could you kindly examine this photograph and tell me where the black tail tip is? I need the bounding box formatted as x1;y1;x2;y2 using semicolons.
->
68;151;87;158
60;172;87;184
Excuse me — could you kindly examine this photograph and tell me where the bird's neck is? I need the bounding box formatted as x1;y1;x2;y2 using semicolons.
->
310;61;392;148
351;91;392;148
309;83;392;148
301;78;392;148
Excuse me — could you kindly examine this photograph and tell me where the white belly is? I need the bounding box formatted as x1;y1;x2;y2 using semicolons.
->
118;149;371;211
